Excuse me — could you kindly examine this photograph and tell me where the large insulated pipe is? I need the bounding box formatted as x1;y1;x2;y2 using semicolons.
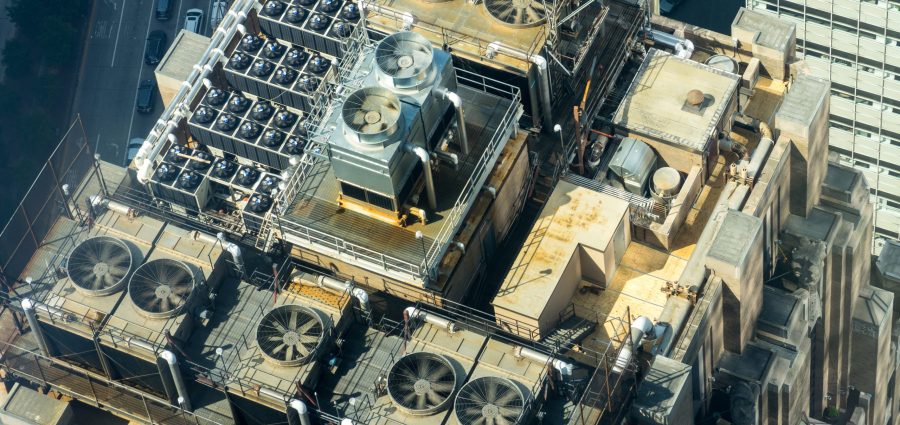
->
160;350;192;411
513;346;574;376
434;89;468;155
316;276;371;314
289;399;312;425
727;185;750;211
612;316;654;374
746;124;775;179
404;307;457;333
487;42;552;128
21;299;50;357
407;145;437;210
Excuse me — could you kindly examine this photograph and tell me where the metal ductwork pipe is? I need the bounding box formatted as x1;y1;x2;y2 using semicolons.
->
513;346;573;376
316;276;371;314
487;42;552;129
160;350;192;411
727;185;750;211
747;137;774;179
404;307;457;333
612;316;653;374
408;145;437;210
288;399;312;425
21;299;51;357
224;241;245;277
191;230;220;245
435;89;468;155
451;241;466;255
107;200;135;217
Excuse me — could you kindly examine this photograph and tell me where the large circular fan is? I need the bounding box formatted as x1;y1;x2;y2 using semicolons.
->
256;305;327;366
128;259;195;319
341;87;401;143
387;352;457;416
375;31;434;89
484;0;546;28
454;376;526;425
67;236;133;296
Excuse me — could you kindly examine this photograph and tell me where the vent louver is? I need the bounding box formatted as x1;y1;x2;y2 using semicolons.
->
386;352;457;416
67;236;133;296
256;305;328;366
128;259;195;319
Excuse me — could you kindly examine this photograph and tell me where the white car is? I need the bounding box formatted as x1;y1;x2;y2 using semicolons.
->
125;138;144;165
184;8;204;34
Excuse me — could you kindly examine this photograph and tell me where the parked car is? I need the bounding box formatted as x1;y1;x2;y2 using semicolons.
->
659;0;683;14
184;8;205;34
136;80;157;113
126;138;144;164
155;0;173;21
210;1;227;30
144;30;168;65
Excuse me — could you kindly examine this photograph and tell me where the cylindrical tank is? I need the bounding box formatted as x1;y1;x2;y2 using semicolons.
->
651;167;682;204
705;54;739;74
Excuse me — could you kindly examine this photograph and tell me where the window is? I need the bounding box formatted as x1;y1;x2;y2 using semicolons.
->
856;129;874;138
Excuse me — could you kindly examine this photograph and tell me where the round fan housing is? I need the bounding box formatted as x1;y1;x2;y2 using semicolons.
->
178;170;202;190
262;129;285;148
285;6;308;24
262;0;286;16
341;3;360;20
155;163;179;182
235;167;260;187
190;151;214;171
206;88;228;106
375;31;434;89
483;0;546;28
252;101;275;121
241;34;264;53
67;236;133;296
332;21;352;38
286;48;309;68
256;305;328;366
229;52;252;70
320;0;342;14
252;59;275;77
128;259;195;319
216;113;239;131
297;75;319;92
258;175;281;194
240;122;262;139
213;159;237;179
454;376;526;425
285;136;306;154
228;95;251;113
307;55;331;74
274;108;298;128
308;13;331;31
248;194;273;213
387;352;457;416
341;87;402;145
263;42;285;59
166;145;192;164
274;67;297;85
194;106;217;124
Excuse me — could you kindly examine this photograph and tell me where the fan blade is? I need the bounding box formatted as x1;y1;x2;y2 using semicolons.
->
426;389;446;405
497;405;523;422
486;381;499;403
429;380;455;393
289;310;298;330
160;295;171;312
285;344;294;361
91;274;103;289
103;273;117;288
415;393;427;410
267;336;284;342
351;110;367;126
494;389;521;407
426;364;450;381
402;390;418;405
297;316;318;334
272;343;287;353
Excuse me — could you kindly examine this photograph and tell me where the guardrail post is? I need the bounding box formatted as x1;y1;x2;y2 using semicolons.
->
141;393;154;424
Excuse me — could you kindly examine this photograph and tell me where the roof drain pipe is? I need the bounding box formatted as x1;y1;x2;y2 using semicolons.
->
316;276;371;316
487;42;552;129
404;307;457;333
513;346;573;376
406;144;437;210
159;350;192;411
612;316;654;374
434;88;468;155
288;399;312;425
21;299;51;357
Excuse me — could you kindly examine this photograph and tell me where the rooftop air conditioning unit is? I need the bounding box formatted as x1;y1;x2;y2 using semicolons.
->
67;236;134;296
386;352;458;416
128;259;196;319
255;304;330;366
454;376;527;424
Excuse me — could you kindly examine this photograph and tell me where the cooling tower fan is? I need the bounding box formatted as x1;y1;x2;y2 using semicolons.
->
484;0;547;28
342;87;402;145
256;305;328;366
67;236;133;296
375;31;434;89
454;376;526;425
128;259;195;319
386;352;457;416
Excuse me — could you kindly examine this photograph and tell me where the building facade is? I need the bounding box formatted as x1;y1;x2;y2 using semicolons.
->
745;0;900;243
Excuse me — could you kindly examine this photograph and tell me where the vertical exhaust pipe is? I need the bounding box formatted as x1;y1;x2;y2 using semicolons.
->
486;42;552;129
407;145;437;210
160;350;192;411
288;399;312;425
434;89;468;155
612;316;654;374
21;299;50;357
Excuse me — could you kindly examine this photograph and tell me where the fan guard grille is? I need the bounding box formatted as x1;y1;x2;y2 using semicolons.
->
256;305;328;366
67;236;133;296
128;259;195;319
454;376;526;425
341;87;401;145
375;31;434;89
483;0;546;28
387;352;457;416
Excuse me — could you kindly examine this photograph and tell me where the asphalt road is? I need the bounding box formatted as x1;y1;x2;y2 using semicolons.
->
71;0;219;165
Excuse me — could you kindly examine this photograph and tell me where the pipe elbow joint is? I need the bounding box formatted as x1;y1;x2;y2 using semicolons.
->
529;55;548;70
289;399;308;415
160;350;178;365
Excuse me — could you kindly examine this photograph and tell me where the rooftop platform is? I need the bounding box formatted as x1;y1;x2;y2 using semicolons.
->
613;48;740;152
493;180;631;338
732;8;795;51
280;83;519;286
364;0;546;74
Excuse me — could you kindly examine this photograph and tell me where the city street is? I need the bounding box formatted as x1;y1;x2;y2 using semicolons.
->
71;0;219;165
